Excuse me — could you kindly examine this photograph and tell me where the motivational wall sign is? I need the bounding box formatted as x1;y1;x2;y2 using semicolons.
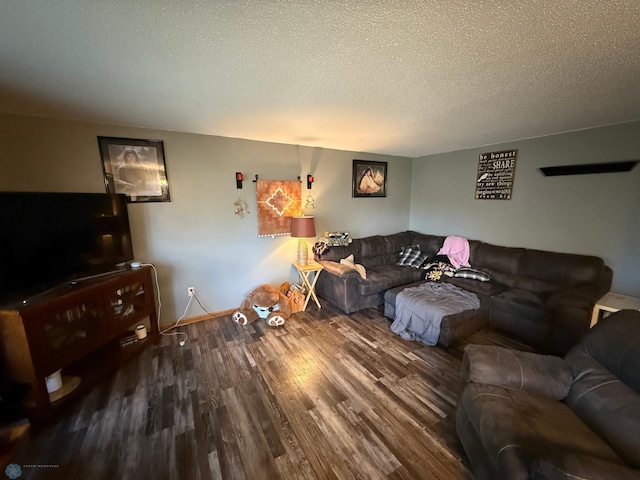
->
475;149;518;200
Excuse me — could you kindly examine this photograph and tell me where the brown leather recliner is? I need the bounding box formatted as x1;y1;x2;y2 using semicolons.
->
456;309;640;479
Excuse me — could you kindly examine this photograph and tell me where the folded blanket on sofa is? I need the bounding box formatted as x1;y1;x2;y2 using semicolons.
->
437;235;471;269
391;282;480;345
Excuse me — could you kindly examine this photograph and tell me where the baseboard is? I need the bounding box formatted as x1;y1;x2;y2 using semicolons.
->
159;307;236;330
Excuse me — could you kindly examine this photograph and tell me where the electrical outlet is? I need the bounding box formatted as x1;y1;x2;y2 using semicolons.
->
187;287;195;297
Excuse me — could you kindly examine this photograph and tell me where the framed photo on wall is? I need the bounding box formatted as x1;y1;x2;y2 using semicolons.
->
98;136;171;203
352;160;387;197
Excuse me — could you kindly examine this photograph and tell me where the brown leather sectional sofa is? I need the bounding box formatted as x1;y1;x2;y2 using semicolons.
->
315;231;612;354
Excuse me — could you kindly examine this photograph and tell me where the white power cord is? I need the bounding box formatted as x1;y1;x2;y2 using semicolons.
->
139;262;188;346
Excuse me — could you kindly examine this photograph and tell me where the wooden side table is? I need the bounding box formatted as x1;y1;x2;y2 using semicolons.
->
590;292;640;327
292;261;324;311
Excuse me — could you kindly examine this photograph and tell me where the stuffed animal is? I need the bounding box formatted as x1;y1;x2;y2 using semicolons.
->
232;284;291;327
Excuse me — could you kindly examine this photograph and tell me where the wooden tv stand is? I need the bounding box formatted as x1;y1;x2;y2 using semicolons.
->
0;266;158;422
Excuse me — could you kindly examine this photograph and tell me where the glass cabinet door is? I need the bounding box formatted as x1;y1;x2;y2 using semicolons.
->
35;294;105;369
107;275;152;329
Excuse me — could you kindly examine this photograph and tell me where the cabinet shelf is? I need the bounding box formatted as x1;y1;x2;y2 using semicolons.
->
0;266;158;422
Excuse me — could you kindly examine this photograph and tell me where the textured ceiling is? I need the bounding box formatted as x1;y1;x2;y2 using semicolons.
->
1;1;639;157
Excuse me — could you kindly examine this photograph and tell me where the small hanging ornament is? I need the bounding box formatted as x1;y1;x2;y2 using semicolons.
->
234;197;249;218
304;193;315;210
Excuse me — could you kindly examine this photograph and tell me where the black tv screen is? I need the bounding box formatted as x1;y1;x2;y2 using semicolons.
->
0;192;134;303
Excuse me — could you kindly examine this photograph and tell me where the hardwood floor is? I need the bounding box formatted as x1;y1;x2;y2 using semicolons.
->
21;302;532;479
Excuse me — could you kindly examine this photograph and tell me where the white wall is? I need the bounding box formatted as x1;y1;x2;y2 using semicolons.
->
410;121;640;296
0;113;413;320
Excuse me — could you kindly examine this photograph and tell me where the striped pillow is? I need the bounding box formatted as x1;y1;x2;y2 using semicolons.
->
397;246;428;268
400;244;420;256
454;267;490;282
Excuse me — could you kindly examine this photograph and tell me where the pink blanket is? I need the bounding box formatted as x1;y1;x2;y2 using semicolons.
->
437;235;470;269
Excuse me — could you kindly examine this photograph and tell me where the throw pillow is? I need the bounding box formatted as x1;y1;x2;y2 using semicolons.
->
397;245;422;266
454;267;490;282
410;252;429;268
340;254;367;279
397;245;430;268
400;244;420;255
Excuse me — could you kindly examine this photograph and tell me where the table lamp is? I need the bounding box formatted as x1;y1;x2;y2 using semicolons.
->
290;216;316;265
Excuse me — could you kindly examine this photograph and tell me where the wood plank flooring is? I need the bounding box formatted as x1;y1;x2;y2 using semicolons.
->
21;302;533;479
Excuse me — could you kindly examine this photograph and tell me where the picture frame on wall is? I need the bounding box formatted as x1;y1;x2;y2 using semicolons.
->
352;160;387;197
475;149;517;200
98;136;171;203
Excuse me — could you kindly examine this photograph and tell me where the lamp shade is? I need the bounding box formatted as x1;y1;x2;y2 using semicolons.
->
290;216;316;266
290;216;316;238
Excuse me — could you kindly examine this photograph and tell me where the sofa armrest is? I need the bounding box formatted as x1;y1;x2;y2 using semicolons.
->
461;345;572;400
532;454;640;480
315;260;366;314
318;260;361;278
546;285;602;355
547;285;600;310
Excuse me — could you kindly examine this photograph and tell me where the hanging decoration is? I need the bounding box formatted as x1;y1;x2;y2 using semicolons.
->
256;180;301;236
234;197;249;218
304;193;315;210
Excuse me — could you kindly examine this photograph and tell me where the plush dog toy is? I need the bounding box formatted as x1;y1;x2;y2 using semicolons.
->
232;284;291;327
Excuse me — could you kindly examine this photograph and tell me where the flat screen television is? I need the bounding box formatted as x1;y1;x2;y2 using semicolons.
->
0;192;134;304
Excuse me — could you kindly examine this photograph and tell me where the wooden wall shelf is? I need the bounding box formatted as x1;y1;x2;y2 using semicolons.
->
539;160;638;176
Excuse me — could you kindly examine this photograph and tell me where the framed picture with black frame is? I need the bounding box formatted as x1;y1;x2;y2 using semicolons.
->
98;136;171;203
352;160;387;197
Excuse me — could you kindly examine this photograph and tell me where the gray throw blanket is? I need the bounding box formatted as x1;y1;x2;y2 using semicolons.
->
391;282;480;345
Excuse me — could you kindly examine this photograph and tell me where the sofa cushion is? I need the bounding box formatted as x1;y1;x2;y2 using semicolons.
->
476;243;525;274
317;242;361;263
516;251;606;294
357;265;421;296
386;232;414;254
460;383;625;478
474;243;526;288
492;289;548;318
523;249;605;287
467;239;482;264
513;276;564;294
490;289;552;346
408;231;446;256
358;235;388;268
461;345;573;400
358;234;413;268
446;277;507;297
